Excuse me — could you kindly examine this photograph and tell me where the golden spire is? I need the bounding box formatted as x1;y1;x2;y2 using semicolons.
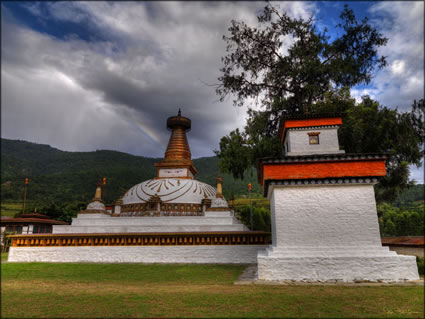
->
93;181;102;201
216;172;223;198
155;110;197;177
164;110;192;161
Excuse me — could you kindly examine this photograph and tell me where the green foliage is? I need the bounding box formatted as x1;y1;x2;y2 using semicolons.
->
394;185;425;208
378;202;424;236
217;3;387;112
320;95;423;202
236;205;271;232
215;129;251;179
1;139;262;220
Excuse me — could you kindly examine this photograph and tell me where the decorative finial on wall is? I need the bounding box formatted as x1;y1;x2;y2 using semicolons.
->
216;171;223;198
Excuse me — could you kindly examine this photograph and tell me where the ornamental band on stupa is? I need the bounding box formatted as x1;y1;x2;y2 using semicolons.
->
8;111;269;264
256;113;419;282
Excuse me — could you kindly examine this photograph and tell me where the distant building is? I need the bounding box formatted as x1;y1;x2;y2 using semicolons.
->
1;213;68;245
382;237;424;258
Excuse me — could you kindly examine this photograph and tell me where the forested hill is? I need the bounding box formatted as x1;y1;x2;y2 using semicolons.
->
1;138;261;207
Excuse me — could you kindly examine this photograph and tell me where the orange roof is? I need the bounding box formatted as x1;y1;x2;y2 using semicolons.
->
0;216;68;225
381;236;424;247
258;154;387;186
279;113;343;143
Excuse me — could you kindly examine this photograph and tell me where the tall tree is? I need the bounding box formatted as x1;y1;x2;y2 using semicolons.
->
216;3;387;113
215;3;423;202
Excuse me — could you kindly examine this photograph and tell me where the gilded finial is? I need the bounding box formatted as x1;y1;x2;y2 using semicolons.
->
94;183;102;201
216;171;223;198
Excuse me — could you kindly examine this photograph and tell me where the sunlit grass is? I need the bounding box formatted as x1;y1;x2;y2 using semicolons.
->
1;262;423;318
1;202;24;217
234;197;270;209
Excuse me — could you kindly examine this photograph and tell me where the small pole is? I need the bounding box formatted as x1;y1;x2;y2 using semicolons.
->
102;177;107;203
248;183;253;230
22;178;29;214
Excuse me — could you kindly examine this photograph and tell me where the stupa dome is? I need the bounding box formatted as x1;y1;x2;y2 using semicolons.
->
115;110;227;217
122;178;216;205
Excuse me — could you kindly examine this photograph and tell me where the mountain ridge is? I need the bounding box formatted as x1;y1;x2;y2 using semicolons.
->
1;138;261;207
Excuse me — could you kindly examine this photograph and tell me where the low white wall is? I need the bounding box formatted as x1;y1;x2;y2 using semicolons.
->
53;224;246;234
70;216;235;226
8;245;267;264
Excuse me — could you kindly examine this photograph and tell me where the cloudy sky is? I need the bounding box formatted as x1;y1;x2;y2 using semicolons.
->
2;1;424;182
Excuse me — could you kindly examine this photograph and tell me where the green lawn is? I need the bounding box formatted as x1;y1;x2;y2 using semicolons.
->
234;197;270;209
1;261;423;318
1;202;24;217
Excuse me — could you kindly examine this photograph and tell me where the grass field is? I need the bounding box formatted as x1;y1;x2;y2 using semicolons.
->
234;197;270;209
0;202;24;217
1;259;423;318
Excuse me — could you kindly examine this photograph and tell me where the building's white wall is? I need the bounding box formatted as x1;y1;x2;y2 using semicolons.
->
8;245;267;264
69;216;236;226
270;193;278;248
53;214;247;234
258;183;420;282
158;168;189;178
286;128;344;156
257;255;419;282
269;184;382;248
77;213;111;219
53;224;247;234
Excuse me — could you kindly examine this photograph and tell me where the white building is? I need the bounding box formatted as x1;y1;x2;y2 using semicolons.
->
257;113;419;282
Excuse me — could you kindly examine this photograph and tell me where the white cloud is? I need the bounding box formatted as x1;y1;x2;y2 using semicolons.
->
366;1;424;110
2;2;317;158
390;60;405;76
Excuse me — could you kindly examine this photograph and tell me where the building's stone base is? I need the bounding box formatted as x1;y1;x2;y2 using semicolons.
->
8;245;266;264
257;247;419;282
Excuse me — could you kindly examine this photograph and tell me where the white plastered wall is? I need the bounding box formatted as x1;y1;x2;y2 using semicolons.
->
285;127;345;156
8;245;266;264
257;184;419;282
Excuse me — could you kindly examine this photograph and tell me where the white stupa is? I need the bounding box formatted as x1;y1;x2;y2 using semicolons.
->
53;110;248;234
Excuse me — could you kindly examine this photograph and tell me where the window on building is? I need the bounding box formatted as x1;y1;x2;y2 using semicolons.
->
308;132;320;144
6;225;23;233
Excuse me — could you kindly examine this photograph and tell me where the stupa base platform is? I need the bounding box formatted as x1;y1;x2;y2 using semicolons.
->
8;231;270;264
257;246;419;282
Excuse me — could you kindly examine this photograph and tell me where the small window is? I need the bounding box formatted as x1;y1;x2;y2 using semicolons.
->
308;132;320;144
